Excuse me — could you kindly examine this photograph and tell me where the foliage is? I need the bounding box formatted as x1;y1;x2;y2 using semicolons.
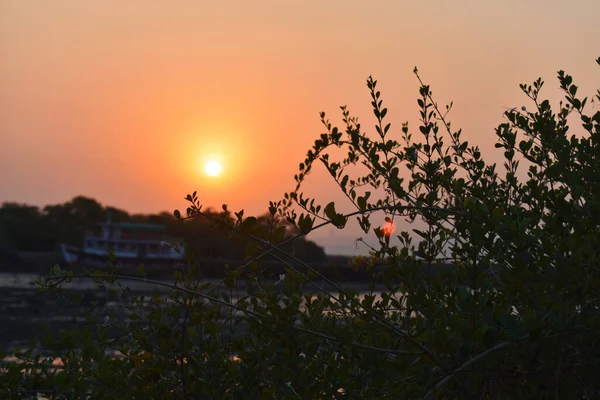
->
2;57;600;399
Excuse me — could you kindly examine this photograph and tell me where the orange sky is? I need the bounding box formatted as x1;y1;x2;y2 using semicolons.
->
1;1;599;254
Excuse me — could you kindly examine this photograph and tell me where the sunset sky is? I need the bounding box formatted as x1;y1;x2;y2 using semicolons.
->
1;1;599;254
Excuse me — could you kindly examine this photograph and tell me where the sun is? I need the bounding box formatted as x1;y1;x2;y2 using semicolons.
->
205;160;222;177
382;220;395;237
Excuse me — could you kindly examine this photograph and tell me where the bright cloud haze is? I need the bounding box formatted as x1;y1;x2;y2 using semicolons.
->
1;1;599;254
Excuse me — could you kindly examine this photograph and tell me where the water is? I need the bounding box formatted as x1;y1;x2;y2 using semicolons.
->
0;272;177;291
0;272;41;289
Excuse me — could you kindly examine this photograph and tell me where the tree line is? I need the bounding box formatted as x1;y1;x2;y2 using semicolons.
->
0;196;327;263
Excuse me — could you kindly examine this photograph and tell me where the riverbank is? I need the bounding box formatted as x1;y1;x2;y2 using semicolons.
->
1;251;388;282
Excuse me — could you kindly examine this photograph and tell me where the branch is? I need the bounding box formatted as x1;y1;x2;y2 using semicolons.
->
292;326;421;356
422;341;509;399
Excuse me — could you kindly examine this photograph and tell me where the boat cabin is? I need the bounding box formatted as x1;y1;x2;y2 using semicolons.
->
82;222;182;260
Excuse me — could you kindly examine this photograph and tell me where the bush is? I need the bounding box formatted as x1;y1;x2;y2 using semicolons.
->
2;56;599;399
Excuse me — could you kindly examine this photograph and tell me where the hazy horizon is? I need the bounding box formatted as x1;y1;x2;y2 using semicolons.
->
2;1;599;255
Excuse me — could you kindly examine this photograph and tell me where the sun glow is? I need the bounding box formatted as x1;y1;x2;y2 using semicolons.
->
382;220;395;237
205;160;222;177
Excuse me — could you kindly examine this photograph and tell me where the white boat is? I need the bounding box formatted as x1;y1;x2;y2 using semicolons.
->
60;221;185;266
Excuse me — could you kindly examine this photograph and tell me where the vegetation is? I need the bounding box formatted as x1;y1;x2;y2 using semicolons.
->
2;56;599;399
0;197;326;267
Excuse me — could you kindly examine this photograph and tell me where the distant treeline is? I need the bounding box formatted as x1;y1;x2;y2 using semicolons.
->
0;196;327;263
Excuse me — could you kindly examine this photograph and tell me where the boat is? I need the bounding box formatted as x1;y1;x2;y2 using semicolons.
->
60;220;185;267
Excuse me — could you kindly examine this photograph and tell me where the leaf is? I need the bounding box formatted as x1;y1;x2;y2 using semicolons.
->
240;216;257;232
357;215;371;233
324;202;337;220
298;214;313;234
477;200;489;215
274;225;287;241
357;196;367;211
569;84;578;97
222;292;230;303
519;140;533;153
340;174;349;190
492;207;505;224
463;196;475;210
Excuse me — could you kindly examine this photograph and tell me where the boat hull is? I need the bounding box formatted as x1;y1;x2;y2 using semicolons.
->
60;244;184;267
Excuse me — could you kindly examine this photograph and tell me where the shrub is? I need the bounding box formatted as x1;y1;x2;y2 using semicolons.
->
2;56;599;399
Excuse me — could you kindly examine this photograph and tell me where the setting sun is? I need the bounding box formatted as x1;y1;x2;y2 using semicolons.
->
205;160;222;177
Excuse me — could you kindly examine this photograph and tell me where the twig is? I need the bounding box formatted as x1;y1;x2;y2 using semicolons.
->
422;341;509;399
292;326;421;356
